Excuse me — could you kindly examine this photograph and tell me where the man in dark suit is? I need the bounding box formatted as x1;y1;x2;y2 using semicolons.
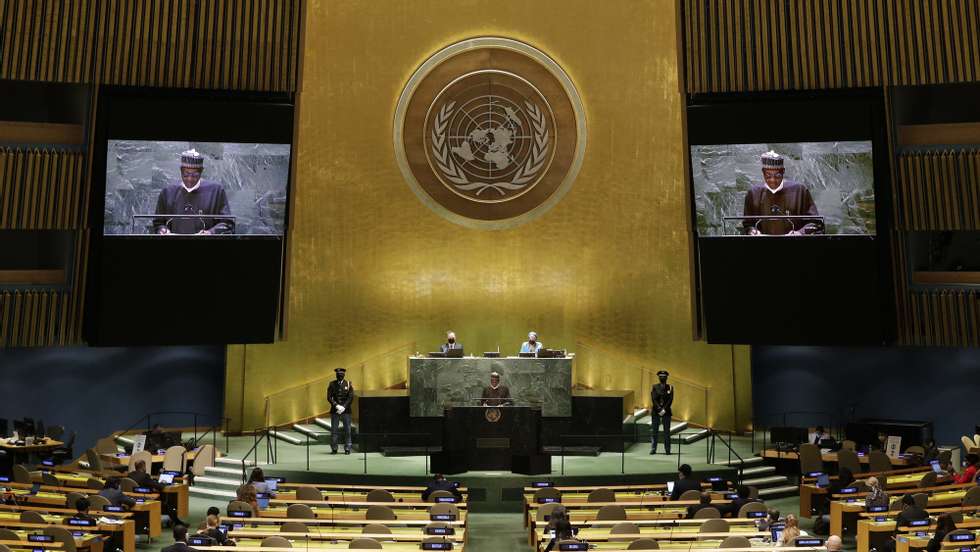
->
670;464;701;501
99;478;136;508
895;494;929;527
722;485;760;517
650;370;674;454
63;496;98;524
162;525;197;552
127;459;188;526
421;473;463;502
686;492;715;518
440;331;462;353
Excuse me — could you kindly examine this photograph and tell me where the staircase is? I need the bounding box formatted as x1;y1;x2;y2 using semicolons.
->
268;417;356;446
189;456;264;500
716;456;797;498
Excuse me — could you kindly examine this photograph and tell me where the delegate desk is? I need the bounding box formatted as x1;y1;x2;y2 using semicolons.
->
0;521;108;552
530;520;763;550
99;448;200;469
859;513;980;552
274;488;469;504
39;469;189;519
526;500;727;526
408;356;572;417
761;449;912;468
800;467;934;518
0;541;62;552
262;500;467;523
0;439;63;464
0;514;135;552
207;546;464;552
221;516;466;530
0;482;163;535
828;483;976;537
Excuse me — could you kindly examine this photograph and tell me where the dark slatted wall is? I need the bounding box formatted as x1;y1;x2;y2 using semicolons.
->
683;0;980;346
684;0;980;93
0;0;302;347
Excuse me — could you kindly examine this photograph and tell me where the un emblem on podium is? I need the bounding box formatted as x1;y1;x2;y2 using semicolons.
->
395;37;587;229
484;407;502;423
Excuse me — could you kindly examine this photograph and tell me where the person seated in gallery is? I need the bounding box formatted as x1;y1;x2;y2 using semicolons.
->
440;331;462;353
686;492;714;518
742;150;821;236
99;477;136;509
421;473;462;502
480;371;512;406
722;484;760;517
520;331;543;354
670;463;701;501
64;497;98;524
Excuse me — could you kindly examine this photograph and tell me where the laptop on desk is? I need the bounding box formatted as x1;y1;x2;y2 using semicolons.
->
444;347;464;358
518;352;536;358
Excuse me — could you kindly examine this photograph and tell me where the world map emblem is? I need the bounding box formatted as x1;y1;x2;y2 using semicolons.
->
395;38;587;228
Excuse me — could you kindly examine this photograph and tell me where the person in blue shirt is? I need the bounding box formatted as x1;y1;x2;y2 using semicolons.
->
520;331;543;354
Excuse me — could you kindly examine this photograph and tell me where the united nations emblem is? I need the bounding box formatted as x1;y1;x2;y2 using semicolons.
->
395;38;587;228
484;407;502;423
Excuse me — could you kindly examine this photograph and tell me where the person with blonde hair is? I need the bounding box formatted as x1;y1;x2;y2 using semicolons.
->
777;514;801;546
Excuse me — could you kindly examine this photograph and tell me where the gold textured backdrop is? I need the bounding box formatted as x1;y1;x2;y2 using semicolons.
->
225;0;752;432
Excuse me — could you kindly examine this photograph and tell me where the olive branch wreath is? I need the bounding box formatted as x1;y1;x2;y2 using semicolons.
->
431;100;550;196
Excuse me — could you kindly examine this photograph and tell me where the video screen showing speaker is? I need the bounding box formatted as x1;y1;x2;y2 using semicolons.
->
103;140;290;236
687;91;894;345
690;141;875;237
86;87;294;346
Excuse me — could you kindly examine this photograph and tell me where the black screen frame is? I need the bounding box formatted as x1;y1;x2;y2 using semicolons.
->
85;86;296;346
686;88;895;345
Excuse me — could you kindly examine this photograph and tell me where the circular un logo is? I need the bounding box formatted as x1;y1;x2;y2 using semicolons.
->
395;37;587;229
484;407;502;423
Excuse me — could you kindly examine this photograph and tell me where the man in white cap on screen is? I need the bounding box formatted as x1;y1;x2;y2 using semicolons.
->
741;150;821;236
152;148;234;235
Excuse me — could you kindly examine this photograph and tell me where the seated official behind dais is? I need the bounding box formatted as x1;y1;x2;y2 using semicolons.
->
440;331;462;353
520;331;543;354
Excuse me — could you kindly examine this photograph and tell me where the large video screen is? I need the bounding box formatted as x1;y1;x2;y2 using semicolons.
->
690;141;874;237
104;140;291;236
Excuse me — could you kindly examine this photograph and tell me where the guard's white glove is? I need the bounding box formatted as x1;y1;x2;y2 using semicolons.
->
659;410;666;416
336;405;346;414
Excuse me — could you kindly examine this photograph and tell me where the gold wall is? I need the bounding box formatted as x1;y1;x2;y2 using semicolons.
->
225;0;752;432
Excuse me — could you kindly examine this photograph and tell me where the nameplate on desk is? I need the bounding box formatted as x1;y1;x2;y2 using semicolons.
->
915;532;928;537
133;487;152;493
725;493;738;499
909;520;930;527
868;505;888;513
708;476;723;482
0;476;9;482
537;497;560;504
33;548;46;552
795;538;823;546
68;518;96;526
747;511;766;518
188;537;213;546
230;510;249;517
559;543;588;551
806;471;824;477
950;533;974;541
431;513;456;521
28;534;54;542
267;477;286;483
425;526;455;535
475;438;510;449
532;481;554;488
839;487;858;494
435;496;457;503
422;543;452;550
71;532;84;537
874;516;887;522
41;460;55;467
133;498;145;504
959;548;973;552
104;506;124;512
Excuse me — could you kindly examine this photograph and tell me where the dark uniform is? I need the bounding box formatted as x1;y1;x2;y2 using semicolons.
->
327;369;354;453
650;370;673;454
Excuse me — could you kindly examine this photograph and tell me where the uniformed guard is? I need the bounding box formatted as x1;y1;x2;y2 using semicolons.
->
650;370;674;454
327;367;354;454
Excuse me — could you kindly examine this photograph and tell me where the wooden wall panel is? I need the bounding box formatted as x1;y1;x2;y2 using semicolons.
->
684;0;980;93
0;148;85;230
0;0;301;91
895;150;980;231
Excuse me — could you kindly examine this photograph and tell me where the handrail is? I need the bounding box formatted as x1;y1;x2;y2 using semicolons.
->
708;429;745;484
111;411;229;453
241;426;273;483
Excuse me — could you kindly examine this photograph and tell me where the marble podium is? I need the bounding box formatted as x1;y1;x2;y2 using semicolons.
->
408;356;572;418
